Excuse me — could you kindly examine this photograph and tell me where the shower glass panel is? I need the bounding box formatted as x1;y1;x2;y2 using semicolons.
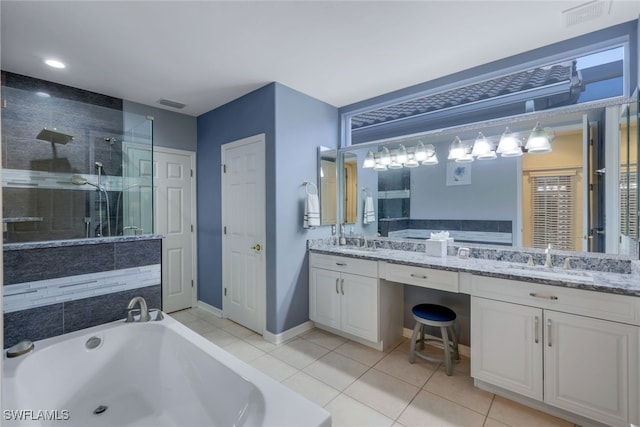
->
1;83;153;243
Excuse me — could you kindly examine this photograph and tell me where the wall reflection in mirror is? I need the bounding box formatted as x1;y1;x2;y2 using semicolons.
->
2;75;154;243
338;95;639;257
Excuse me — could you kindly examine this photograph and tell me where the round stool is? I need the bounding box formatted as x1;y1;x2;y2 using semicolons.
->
408;303;459;376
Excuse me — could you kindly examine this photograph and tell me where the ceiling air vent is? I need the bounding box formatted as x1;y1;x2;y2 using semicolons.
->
562;0;609;27
158;98;186;109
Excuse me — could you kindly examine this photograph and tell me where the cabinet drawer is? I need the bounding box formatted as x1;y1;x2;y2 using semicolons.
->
310;253;378;278
379;262;459;293
472;275;640;326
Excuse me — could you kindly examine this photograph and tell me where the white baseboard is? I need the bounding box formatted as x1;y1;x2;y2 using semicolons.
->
196;300;223;318
403;327;470;358
263;321;314;345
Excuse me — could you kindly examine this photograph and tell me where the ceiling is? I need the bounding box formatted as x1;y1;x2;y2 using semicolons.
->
1;1;639;117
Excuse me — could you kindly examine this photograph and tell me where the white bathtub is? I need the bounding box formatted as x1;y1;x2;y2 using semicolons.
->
3;315;331;427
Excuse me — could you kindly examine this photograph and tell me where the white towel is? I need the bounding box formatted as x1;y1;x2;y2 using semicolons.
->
304;193;320;229
363;196;375;224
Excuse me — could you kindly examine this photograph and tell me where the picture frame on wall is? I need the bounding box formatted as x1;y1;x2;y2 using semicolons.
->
446;162;471;186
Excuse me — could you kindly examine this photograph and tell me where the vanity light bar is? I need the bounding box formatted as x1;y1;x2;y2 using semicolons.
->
363;142;438;170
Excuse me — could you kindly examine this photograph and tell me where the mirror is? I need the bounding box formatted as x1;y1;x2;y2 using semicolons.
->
342;152;358;224
318;146;337;225
339;97;640;256
619;89;638;253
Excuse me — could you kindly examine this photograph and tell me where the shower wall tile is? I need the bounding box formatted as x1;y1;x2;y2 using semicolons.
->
115;239;161;269
63;284;161;334
4;303;64;349
4;243;115;285
2;71;125;242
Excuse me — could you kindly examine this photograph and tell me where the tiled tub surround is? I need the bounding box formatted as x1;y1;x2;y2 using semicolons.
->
3;235;163;348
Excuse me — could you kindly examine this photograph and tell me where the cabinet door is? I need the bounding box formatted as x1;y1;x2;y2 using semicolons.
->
471;297;543;400
309;267;341;330
544;310;638;427
340;273;378;342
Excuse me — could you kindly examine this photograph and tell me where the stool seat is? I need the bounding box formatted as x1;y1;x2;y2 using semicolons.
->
412;304;456;322
409;303;459;376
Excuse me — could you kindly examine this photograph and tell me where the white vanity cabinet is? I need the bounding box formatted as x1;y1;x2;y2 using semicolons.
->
309;252;403;350
471;276;640;427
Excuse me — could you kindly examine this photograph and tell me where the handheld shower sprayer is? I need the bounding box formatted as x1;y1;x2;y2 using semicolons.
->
70;173;111;237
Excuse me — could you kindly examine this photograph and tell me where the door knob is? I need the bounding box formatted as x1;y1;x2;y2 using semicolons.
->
251;243;262;252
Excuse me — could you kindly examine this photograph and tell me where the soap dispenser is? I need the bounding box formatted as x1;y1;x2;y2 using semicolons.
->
339;224;346;246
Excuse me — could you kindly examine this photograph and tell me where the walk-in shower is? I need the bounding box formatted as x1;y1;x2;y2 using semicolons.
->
1;75;154;243
70;165;112;238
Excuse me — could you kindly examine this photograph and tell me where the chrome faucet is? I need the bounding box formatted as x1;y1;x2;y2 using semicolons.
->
544;244;553;268
126;296;151;322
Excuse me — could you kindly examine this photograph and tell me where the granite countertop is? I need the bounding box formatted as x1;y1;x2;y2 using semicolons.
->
3;234;165;251
310;245;640;298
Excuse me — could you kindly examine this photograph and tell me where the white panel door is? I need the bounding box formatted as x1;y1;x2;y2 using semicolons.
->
544;310;638;426
154;148;195;313
222;134;265;334
471;297;543;400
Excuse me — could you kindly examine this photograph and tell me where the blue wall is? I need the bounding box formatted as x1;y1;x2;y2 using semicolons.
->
123;100;197;152
196;84;276;309
272;84;339;332
196;83;339;334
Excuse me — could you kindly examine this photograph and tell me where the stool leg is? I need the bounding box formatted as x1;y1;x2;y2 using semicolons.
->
419;324;425;350
409;321;421;364
441;326;452;376
450;323;459;361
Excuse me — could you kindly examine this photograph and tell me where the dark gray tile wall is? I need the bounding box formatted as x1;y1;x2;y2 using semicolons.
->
2;71;124;242
4;285;161;348
3;238;162;348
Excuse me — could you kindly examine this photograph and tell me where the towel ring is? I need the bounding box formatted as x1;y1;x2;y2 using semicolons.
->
362;187;372;197
303;181;318;195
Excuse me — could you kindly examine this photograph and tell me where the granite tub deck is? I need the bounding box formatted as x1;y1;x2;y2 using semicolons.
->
308;242;640;297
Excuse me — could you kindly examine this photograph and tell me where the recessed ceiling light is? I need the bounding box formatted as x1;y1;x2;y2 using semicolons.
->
44;59;66;69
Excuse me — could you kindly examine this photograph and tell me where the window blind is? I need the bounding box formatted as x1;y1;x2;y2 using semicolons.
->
620;167;638;239
530;174;576;251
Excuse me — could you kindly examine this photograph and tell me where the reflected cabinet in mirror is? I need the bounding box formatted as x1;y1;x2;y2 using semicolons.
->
338;96;640;256
318;146;337;226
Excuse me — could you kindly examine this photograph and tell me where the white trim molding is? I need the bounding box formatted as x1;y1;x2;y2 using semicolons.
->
263;321;314;345
196;300;223;318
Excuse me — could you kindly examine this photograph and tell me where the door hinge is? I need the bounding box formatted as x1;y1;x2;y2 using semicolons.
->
191;280;194;288
191;224;194;232
224;287;227;297
190;169;193;177
589;183;594;191
223;226;227;235
223;164;227;173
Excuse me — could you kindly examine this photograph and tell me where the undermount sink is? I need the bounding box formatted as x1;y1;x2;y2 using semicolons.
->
495;262;594;282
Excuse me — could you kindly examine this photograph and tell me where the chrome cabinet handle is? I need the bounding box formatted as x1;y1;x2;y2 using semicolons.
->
335;278;339;294
336;262;347;266
340;279;344;295
410;273;428;279
529;293;558;300
534;316;539;344
547;318;552;347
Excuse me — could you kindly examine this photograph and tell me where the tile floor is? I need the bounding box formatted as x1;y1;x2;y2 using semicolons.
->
170;307;577;427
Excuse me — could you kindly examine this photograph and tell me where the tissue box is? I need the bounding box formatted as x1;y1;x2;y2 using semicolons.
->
425;239;447;257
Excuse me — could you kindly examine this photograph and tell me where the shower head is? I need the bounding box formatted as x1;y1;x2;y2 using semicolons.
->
37;128;74;144
70;174;99;189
